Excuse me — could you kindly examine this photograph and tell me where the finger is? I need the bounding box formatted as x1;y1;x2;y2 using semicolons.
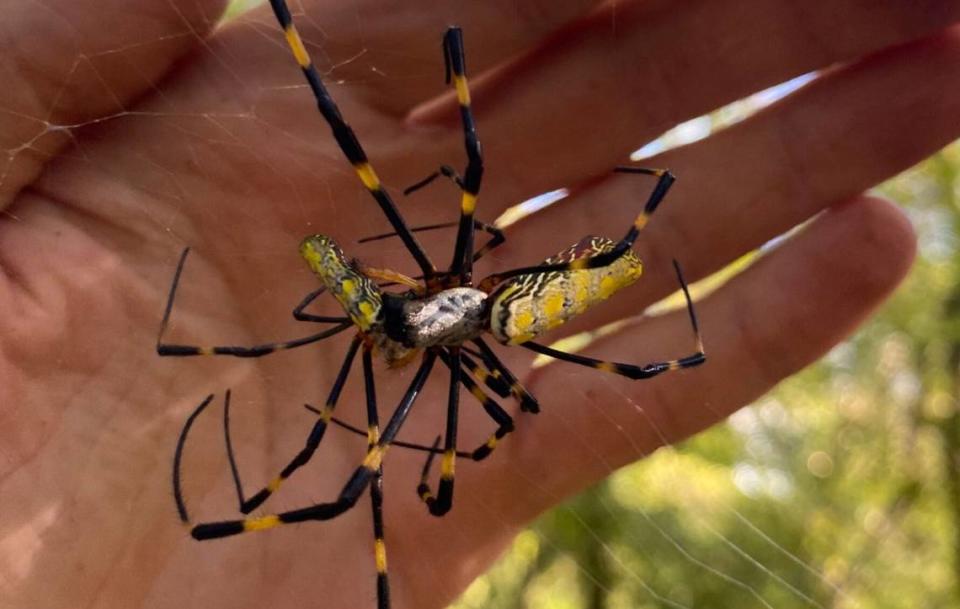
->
412;0;960;207
487;27;960;337
245;0;600;115
511;196;915;503
0;0;228;206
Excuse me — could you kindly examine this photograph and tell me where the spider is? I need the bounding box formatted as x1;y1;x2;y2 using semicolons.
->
159;3;705;609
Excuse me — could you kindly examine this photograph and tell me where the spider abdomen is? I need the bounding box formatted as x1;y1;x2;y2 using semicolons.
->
489;236;643;345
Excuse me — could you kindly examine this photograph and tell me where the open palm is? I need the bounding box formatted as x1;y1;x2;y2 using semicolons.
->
2;1;958;608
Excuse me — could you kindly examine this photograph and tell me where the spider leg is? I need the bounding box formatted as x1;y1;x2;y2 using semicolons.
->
291;286;344;323
267;0;436;278
324;362;514;468
521;260;706;378
521;340;704;378
358;220;458;243
358;218;505;264
443;27;484;284
157;248;352;358
459;373;514;461
173;393;217;523
322;357;513;464
416;348;461;516
400;160;506;264
190;351;437;540
223;336;363;514
361;347;391;609
157;323;352;358
470;221;506;263
360;214;506;292
461;351;512;398
472;338;540;413
438;350;515;462
478;167;674;292
417;347;519;516
402;164;463;196
323;412;471;457
360;266;423;293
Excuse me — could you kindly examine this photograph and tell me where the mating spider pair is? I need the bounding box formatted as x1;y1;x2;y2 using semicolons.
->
159;2;705;608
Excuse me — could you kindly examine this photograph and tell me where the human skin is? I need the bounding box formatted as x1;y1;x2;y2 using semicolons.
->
1;1;959;608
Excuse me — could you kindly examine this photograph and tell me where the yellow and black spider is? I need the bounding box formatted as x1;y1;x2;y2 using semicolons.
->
159;3;705;609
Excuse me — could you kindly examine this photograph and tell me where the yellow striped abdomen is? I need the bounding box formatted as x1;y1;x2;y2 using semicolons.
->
489;236;642;344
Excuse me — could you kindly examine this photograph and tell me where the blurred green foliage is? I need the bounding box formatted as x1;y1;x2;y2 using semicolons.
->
452;144;960;609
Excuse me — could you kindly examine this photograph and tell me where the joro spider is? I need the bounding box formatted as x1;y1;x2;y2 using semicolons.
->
159;3;705;609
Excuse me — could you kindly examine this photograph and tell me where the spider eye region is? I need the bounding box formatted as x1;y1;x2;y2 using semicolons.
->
301;234;383;331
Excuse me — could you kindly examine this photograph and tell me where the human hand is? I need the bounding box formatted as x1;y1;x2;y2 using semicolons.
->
2;1;958;609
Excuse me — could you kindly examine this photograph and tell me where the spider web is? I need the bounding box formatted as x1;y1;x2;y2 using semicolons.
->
0;2;949;609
